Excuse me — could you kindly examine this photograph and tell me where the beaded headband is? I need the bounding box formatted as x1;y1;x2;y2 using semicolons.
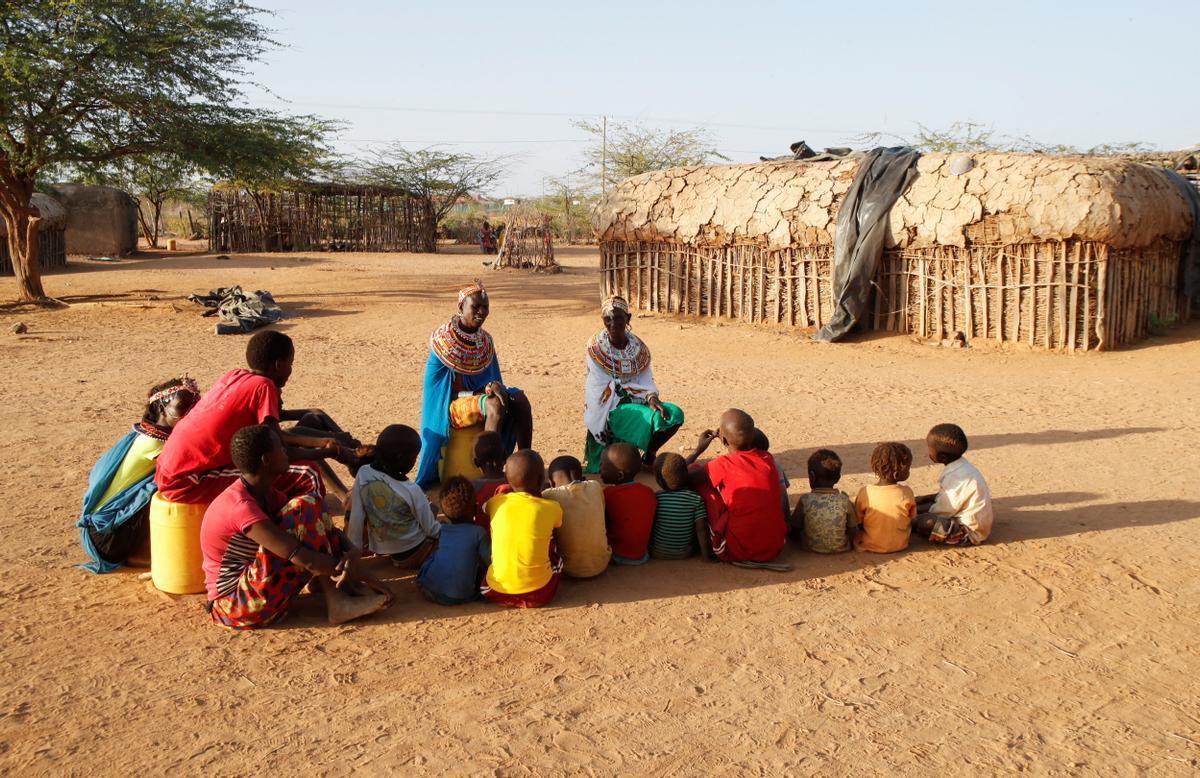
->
149;376;200;404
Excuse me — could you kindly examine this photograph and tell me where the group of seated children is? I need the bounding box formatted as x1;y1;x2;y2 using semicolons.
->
82;324;993;628
343;406;993;614
788;424;993;554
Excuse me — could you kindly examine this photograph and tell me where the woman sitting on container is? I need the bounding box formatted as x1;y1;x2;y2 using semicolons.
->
77;376;200;572
583;296;684;473
416;280;534;487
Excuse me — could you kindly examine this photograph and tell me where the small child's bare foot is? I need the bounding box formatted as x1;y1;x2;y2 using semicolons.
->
324;581;391;625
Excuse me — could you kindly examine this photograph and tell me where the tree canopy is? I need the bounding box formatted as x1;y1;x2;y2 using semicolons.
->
357;144;509;226
572;120;729;193
0;0;333;300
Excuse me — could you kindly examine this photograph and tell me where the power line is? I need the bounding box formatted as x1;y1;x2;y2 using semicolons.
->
247;97;861;135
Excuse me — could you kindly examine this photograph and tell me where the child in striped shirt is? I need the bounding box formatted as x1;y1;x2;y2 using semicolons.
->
650;453;707;559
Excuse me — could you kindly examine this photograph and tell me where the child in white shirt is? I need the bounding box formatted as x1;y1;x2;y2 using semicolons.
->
348;424;440;566
914;423;993;545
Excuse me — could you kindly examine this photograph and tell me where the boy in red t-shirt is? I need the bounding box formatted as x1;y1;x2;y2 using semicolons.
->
600;443;657;565
470;431;510;532
690;409;789;570
156;330;362;505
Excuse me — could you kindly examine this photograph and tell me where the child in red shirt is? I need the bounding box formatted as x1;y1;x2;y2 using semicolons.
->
470;431;511;532
691;409;789;569
157;330;361;504
202;425;389;629
600;443;657;565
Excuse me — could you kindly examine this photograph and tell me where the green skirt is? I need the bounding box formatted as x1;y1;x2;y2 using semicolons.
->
585;400;685;473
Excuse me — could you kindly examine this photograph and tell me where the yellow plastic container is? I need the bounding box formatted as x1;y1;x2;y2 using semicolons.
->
166;238;177;251
149;492;208;595
440;423;484;481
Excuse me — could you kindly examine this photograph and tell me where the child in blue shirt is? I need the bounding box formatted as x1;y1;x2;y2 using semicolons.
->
416;476;491;605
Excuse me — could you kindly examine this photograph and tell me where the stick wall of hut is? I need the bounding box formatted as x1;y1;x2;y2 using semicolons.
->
599;239;1190;351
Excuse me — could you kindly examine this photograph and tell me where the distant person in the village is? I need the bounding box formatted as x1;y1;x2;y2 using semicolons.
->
854;442;916;553
346;424;441;567
689;409;789;570
156;330;363;505
583;295;684;473
481;450;563;608
913;424;994;546
202;424;390;629
416;280;534;487
480;221;495;254
77;376;200;572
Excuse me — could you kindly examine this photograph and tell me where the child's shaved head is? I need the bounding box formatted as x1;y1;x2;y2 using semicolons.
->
654;452;690;492
719;408;756;451
375;424;421;476
600;442;642;484
504;449;545;495
473;430;504;471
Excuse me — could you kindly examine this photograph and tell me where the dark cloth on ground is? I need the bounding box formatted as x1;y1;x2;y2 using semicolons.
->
187;285;284;334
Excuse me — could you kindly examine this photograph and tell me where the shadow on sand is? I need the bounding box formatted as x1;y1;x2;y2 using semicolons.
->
268;488;1199;629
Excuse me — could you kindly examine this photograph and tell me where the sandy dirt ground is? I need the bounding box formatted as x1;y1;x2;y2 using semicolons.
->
0;244;1197;775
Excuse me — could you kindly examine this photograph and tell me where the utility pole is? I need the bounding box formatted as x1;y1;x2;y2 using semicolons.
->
601;115;608;197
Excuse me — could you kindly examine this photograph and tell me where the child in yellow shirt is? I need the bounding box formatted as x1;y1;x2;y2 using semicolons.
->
854;442;916;553
482;450;563;608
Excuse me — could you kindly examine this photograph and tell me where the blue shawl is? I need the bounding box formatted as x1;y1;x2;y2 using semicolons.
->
76;430;158;573
416;350;516;487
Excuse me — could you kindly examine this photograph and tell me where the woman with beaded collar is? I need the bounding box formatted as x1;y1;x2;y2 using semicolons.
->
416;280;533;487
583;296;684;473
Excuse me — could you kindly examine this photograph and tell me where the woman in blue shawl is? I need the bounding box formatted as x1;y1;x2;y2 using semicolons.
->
416;281;533;487
77;377;199;572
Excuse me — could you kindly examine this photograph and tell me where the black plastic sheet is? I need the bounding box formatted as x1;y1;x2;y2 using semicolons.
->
813;147;920;342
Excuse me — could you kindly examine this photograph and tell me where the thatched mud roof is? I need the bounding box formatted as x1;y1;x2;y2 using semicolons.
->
0;193;67;236
593;152;1194;250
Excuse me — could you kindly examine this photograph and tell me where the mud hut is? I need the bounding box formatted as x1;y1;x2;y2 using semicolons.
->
0;194;67;276
594;153;1195;351
48;183;138;256
208;184;436;253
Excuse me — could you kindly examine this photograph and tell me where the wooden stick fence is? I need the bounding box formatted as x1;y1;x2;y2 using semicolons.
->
209;185;436;254
0;228;66;276
600;239;1191;351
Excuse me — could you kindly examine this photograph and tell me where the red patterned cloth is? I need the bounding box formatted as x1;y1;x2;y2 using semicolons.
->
208;494;340;630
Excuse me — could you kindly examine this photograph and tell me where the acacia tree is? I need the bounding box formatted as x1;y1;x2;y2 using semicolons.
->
572;119;729;192
0;0;331;301
359;144;508;251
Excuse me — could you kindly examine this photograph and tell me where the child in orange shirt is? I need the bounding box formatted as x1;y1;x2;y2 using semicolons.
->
854;442;916;553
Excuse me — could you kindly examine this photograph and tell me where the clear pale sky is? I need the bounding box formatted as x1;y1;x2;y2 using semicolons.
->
244;0;1199;196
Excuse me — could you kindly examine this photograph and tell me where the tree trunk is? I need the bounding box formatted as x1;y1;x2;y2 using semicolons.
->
151;199;163;248
135;199;156;248
1;206;46;301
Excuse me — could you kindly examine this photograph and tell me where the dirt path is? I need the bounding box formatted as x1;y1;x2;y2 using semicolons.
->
0;246;1197;774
